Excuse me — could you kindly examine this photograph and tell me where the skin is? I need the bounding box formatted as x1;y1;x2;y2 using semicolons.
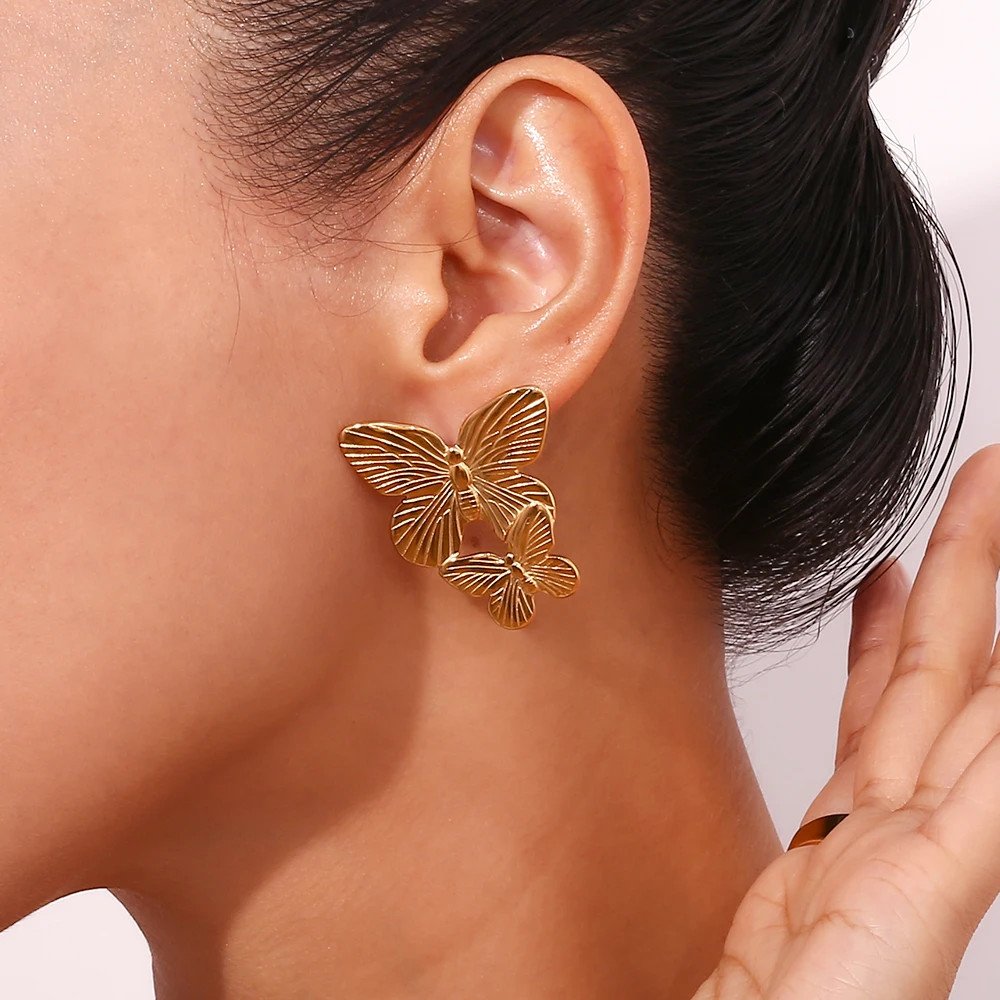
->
698;452;1000;999
0;2;996;998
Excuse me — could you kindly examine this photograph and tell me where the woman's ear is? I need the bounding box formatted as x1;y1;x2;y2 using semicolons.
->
381;53;651;432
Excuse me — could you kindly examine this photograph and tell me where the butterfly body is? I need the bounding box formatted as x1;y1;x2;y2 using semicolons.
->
445;445;484;521
502;553;538;594
340;387;555;567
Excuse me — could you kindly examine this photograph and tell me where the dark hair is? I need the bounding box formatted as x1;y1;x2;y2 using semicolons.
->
189;0;967;650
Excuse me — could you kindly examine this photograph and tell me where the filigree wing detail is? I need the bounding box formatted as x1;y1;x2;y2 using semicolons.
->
529;556;579;599
390;483;462;567
439;552;510;597
507;502;579;601
488;574;536;630
507;501;556;566
339;422;450;496
473;473;555;540
458;386;549;477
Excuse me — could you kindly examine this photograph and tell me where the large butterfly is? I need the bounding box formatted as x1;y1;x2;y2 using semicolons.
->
439;501;579;629
339;386;554;567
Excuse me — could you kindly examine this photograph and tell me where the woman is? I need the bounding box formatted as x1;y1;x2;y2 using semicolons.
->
1;0;997;997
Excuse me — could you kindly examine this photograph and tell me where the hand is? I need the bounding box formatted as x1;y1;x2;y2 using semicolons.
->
695;445;1000;1000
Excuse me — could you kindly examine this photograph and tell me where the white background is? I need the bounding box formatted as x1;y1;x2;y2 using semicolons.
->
0;0;997;995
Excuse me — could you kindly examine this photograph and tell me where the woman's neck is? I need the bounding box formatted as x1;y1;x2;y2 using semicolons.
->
110;534;780;999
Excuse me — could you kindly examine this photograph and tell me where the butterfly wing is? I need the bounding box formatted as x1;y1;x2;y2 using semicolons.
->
488;574;536;630
390;484;462;567
439;552;509;597
457;386;552;537
458;386;549;477
473;473;555;540
528;556;579;599
339;422;450;497
507;501;556;565
508;502;579;600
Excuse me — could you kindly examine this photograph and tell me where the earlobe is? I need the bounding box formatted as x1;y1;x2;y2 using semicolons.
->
409;54;651;419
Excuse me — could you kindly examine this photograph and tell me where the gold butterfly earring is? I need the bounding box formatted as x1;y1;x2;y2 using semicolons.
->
339;385;556;568
339;385;580;629
440;501;579;630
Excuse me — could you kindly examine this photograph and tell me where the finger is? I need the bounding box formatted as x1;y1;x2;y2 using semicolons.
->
854;445;1000;810
838;560;911;768
916;729;1000;928
910;659;1000;815
801;561;910;823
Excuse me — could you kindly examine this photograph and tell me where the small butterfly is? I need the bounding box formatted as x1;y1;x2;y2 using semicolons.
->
339;386;554;567
440;501;579;629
